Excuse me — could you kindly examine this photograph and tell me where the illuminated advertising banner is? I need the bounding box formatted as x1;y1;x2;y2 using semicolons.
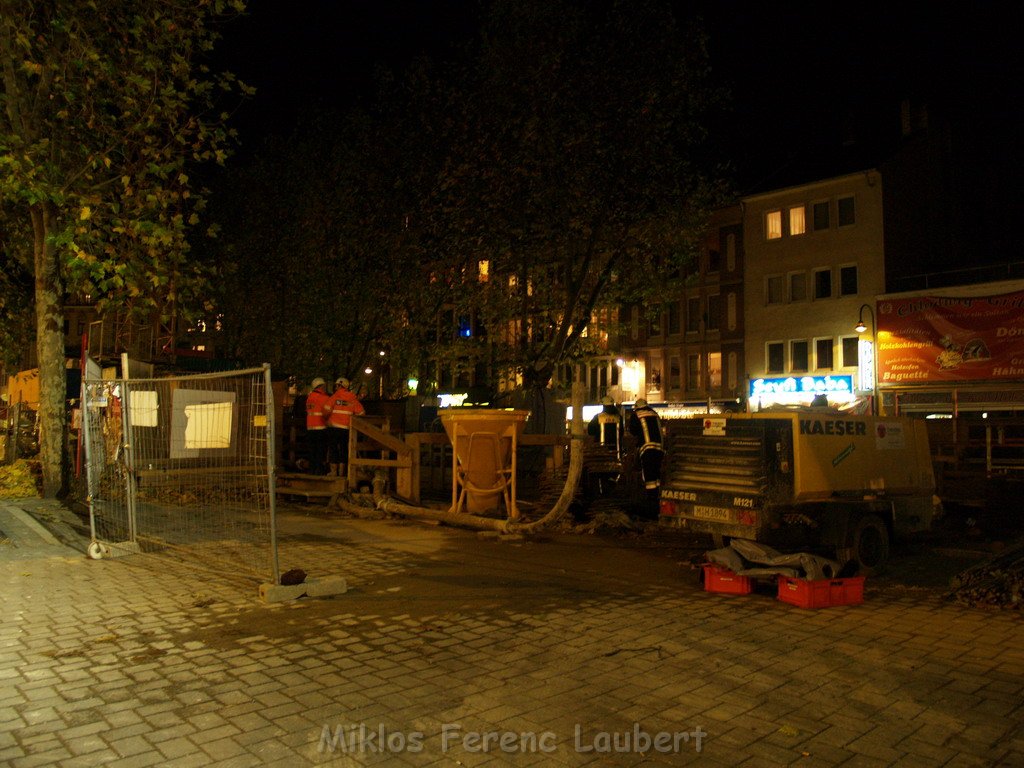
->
876;290;1024;383
749;375;853;399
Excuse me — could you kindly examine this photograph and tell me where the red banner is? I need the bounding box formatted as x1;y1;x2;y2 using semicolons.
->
876;290;1024;383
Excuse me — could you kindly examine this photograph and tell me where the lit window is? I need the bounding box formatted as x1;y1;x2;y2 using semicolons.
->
708;352;722;388
838;196;855;227
766;210;782;240
814;269;832;299
766;275;785;305
840;265;858;296
791;340;809;372
478;260;489;282
789;206;806;236
767;342;784;374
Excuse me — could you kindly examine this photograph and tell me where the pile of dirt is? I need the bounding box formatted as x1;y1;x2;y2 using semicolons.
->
946;539;1024;610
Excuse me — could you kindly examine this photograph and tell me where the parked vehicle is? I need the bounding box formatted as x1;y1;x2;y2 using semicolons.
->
658;410;939;573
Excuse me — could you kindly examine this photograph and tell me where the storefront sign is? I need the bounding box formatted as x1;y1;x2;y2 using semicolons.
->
877;290;1024;383
749;375;853;399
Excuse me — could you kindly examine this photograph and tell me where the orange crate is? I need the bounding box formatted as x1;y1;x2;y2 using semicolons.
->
777;575;865;609
702;564;753;595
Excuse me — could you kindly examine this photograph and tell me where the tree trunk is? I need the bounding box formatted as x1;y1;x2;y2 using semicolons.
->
32;203;66;498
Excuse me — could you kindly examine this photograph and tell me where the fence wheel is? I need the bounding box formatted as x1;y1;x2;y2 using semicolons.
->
87;542;106;560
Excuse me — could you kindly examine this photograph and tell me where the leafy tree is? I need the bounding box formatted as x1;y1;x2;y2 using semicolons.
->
0;216;34;370
0;0;247;495
211;62;457;396
430;0;726;395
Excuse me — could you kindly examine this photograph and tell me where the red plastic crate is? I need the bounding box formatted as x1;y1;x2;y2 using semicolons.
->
777;575;866;609
702;564;753;595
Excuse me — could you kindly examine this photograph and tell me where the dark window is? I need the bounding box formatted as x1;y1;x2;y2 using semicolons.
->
790;273;807;302
813;201;830;231
838;196;855;226
706;294;721;331
686;297;701;332
767;342;785;373
648;306;662;337
842;337;860;367
840;265;858;296
668;301;681;335
708;249;721;273
814;269;832;299
687;354;700;387
791;340;809;372
816;339;833;369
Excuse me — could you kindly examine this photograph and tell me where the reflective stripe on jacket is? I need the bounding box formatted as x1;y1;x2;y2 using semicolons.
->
326;387;365;428
629;406;663;454
306;389;331;430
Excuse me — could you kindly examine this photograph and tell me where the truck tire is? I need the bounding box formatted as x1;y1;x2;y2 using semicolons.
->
843;514;890;575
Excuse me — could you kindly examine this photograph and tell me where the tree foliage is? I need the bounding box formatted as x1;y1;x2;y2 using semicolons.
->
212;0;725;405
431;0;726;390
0;0;248;495
211;62;458;394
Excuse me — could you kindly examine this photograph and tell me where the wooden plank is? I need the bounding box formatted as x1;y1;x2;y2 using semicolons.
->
349;457;412;468
353;418;412;456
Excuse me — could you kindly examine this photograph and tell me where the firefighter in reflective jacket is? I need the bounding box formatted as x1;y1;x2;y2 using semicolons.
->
326;377;365;476
627;398;664;518
305;377;331;475
587;395;622;456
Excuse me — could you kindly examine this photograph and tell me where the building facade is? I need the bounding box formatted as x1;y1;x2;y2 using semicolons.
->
742;170;885;411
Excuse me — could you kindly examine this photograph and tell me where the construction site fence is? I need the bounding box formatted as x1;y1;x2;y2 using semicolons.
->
81;365;279;584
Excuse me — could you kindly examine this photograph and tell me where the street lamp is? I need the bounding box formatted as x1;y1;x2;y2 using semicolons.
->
854;303;878;415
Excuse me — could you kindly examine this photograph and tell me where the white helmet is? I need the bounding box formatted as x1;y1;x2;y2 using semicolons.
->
601;395;614;406
336;377;351;389
634;398;648;408
311;377;326;390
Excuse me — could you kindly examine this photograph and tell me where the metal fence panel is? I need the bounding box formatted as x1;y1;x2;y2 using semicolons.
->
82;365;278;583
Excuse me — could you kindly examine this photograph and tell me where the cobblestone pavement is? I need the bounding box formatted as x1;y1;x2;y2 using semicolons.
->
1;498;1022;767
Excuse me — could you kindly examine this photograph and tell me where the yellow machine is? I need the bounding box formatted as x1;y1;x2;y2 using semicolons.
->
659;411;939;573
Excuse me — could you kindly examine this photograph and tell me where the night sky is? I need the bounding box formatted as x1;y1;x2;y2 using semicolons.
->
215;1;1024;191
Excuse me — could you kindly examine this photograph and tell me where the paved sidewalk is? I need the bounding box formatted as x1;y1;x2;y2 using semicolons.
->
1;500;1021;767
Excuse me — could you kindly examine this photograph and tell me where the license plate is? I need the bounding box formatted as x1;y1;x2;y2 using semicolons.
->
692;505;731;521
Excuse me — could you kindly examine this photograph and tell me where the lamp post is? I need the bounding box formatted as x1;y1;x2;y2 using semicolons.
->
854;303;879;415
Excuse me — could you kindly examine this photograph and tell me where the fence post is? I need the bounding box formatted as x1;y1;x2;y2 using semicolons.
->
264;364;281;585
120;381;139;543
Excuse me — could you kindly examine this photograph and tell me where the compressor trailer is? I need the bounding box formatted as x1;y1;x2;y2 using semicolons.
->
658;411;939;573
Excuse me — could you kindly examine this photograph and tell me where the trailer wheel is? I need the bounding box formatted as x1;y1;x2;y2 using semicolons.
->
843;514;890;575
